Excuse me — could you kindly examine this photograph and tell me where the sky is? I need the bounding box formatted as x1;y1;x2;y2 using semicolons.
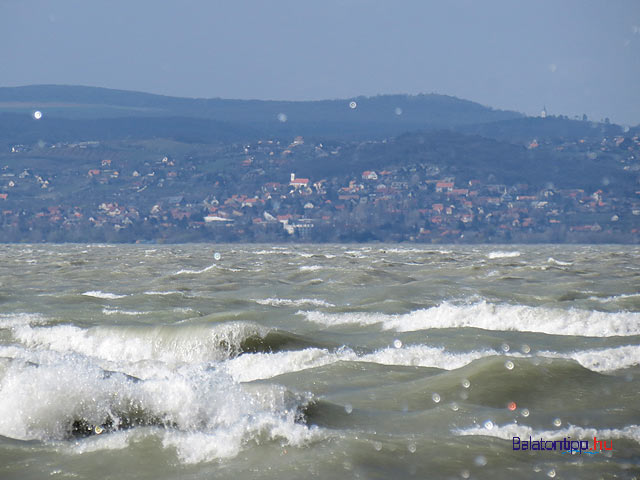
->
1;0;639;125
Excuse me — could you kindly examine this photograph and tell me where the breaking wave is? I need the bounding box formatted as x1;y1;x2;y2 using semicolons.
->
299;301;640;337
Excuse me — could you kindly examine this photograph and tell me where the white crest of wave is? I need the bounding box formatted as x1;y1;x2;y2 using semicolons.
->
255;297;335;307
0;355;319;462
173;263;217;275
487;251;521;259
224;345;499;383
82;291;126;300
11;321;270;365
547;257;572;266
102;308;151;316
0;313;49;330
456;422;640;445
540;345;640;372
299;265;322;272
299;301;640;337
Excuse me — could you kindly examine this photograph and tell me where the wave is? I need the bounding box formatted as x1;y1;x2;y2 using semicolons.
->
254;298;335;308
10;321;272;365
456;422;640;445
102;308;152;316
82;291;126;300
487;251;521;259
540;345;640;372
299;301;640;337
547;257;572;266
299;265;322;272
0;313;49;330
173;263;217;275
0;354;319;463
224;342;640;384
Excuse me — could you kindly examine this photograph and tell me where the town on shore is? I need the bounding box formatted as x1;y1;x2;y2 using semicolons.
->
1;127;639;244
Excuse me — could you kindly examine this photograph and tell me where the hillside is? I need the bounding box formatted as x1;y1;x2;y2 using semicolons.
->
0;85;638;243
0;85;522;138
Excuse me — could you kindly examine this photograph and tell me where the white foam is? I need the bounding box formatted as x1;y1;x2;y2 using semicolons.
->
102;308;151;316
255;298;335;308
82;291;126;300
547;257;572;266
299;265;322;272
144;290;181;296
591;293;640;303
11;321;270;365
223;345;498;383
456;423;640;445
487;251;521;259
224;348;357;382
540;345;640;372
299;301;640;337
173;264;217;275
0;354;319;462
0;313;49;329
359;345;497;370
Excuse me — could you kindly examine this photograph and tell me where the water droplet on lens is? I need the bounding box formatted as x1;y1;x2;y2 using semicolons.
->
408;443;417;453
474;455;487;466
373;441;382;451
505;360;515;370
501;343;510;352
33;110;43;120
547;468;556;478
393;339;402;349
450;402;459;411
394;107;403;115
521;408;530;417
521;344;531;354
462;379;471;388
344;404;353;414
484;420;494;430
213;252;221;261
461;470;470;479
553;418;562;427
432;393;441;403
349;101;357;109
508;401;517;411
277;113;287;122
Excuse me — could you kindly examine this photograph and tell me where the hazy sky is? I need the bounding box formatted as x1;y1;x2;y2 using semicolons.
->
2;0;639;124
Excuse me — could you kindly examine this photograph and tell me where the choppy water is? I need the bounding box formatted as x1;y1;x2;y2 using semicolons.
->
0;244;639;479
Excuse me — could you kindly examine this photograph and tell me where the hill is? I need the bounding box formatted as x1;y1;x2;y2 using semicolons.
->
0;85;522;139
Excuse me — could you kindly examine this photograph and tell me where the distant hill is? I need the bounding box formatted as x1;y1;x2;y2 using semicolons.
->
458;116;624;144
0;85;522;139
292;130;635;193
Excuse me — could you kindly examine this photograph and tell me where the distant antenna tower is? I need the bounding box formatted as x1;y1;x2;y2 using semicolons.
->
541;106;547;119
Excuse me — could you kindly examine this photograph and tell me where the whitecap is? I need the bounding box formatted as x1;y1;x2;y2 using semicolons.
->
487;251;521;259
455;423;640;445
82;291;126;300
299;301;640;337
173;264;217;275
254;298;335;308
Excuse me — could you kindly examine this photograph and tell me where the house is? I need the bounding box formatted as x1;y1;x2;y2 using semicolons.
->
0;193;7;200
289;173;309;188
362;171;378;180
436;182;454;193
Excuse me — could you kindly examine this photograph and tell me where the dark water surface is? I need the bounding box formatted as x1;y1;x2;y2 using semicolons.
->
0;244;638;479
